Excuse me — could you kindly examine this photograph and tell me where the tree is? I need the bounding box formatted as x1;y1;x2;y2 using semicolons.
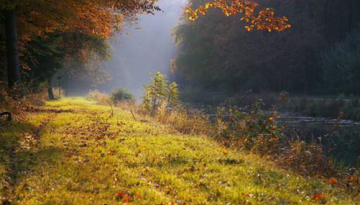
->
321;29;360;94
173;0;360;101
22;31;111;99
1;0;159;91
3;9;21;90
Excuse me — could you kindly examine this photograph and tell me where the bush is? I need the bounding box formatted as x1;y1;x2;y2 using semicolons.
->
213;99;284;155
277;139;338;177
142;72;180;115
111;88;134;104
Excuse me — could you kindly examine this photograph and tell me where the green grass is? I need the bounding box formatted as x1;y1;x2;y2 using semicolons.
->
0;98;357;204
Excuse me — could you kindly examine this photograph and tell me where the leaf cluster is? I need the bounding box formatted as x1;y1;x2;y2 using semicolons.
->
186;0;291;32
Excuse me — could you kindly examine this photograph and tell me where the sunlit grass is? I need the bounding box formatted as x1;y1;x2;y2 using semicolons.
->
0;98;357;204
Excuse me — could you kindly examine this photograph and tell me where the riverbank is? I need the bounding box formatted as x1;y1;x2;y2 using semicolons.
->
0;98;357;204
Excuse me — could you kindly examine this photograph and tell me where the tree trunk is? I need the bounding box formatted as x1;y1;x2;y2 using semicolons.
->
4;9;21;89
47;78;55;100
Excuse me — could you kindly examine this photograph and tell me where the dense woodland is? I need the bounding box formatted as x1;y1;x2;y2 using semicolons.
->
173;0;360;99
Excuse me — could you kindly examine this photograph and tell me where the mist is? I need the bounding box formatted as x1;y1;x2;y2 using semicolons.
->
99;0;187;97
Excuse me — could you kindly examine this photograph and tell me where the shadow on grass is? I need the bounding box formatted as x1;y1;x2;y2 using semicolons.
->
0;120;63;204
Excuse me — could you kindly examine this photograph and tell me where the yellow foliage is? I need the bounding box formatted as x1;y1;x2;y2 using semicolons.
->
186;0;291;32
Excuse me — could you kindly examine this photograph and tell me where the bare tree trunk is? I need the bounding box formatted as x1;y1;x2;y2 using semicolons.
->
47;78;55;100
4;10;21;89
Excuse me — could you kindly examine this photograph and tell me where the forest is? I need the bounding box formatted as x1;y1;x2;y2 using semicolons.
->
174;0;360;98
0;0;359;204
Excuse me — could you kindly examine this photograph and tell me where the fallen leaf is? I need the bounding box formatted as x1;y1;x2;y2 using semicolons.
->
328;177;338;185
122;197;132;203
313;193;323;201
117;192;126;198
221;147;229;154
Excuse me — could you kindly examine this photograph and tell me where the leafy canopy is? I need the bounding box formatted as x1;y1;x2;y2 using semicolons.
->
1;0;159;42
186;0;291;32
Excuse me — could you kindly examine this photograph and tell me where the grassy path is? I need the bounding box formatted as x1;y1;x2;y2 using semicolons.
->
0;98;357;204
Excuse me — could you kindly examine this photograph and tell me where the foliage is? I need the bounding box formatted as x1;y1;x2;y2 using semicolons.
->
111;88;135;104
277;139;338;177
20;30;113;96
1;0;159;43
174;0;360;98
186;0;291;32
142;72;180;114
214;99;283;154
167;82;181;108
0;98;357;204
0;0;160;96
321;29;360;94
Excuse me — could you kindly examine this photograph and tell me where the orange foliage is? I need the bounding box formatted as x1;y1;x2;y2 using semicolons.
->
14;0;159;42
312;193;324;201
186;0;291;32
122;197;132;203
221;147;229;154
3;0;159;70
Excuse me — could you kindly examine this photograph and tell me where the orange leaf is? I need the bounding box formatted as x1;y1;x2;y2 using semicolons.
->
122;197;132;203
117;192;126;198
221;147;229;154
313;193;323;201
328;177;338;184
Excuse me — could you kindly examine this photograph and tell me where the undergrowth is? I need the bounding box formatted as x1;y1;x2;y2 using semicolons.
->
0;86;48;121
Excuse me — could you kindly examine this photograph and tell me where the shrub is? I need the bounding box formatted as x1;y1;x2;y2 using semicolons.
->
277;139;338;177
111;88;134;104
142;72;180;115
214;98;283;155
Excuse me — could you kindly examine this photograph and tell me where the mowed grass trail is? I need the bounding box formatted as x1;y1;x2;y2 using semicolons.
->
0;98;357;204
